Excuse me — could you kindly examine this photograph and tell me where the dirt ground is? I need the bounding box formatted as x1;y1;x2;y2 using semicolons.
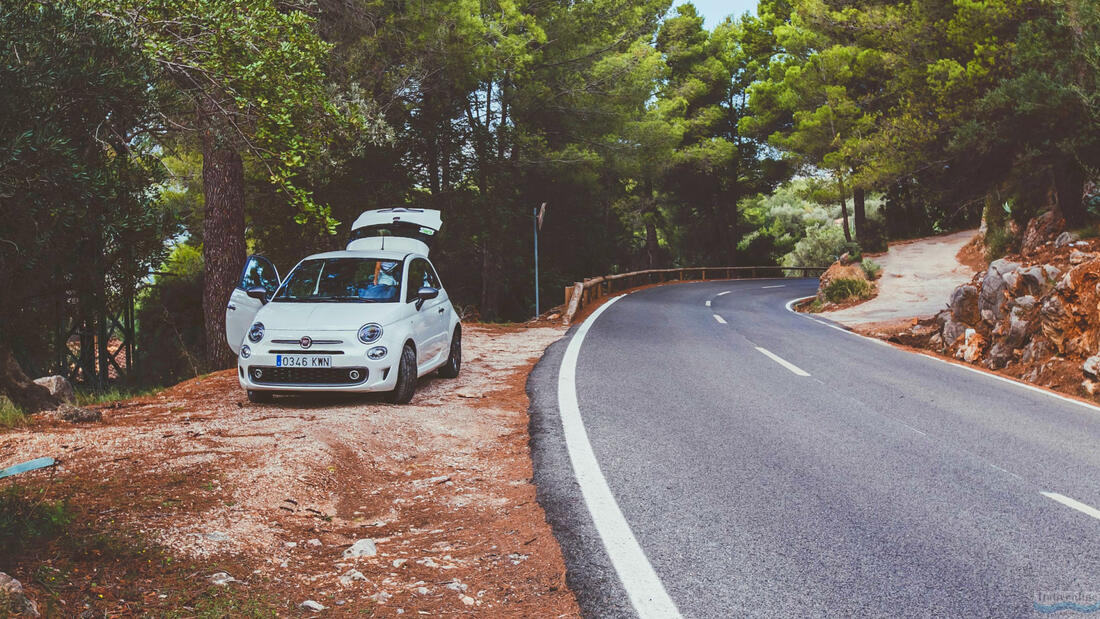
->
819;229;979;326
0;324;581;617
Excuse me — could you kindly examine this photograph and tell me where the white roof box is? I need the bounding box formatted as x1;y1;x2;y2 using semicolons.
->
347;208;442;255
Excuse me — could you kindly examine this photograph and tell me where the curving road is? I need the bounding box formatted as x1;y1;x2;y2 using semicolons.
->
528;279;1100;618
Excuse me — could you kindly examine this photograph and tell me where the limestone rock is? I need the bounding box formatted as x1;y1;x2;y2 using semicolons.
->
0;572;38;617
343;538;378;558
32;376;74;404
54;404;101;423
1070;250;1095;265
949;285;980;325
1084;355;1100;379
1055;231;1079;248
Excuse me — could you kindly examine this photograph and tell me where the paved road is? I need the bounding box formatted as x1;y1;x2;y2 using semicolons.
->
528;279;1100;618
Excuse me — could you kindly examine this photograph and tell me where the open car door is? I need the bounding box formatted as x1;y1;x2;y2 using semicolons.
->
225;255;279;355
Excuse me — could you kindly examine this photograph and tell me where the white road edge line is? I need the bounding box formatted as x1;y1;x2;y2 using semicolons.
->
713;314;727;324
783;296;1100;415
558;295;683;619
716;291;731;296
762;285;785;289
755;346;811;376
1041;492;1100;522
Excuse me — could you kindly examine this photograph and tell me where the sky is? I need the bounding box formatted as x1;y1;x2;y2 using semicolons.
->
688;0;760;27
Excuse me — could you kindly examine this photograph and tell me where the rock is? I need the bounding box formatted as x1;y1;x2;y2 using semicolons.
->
392;558;407;568
338;569;367;586
1022;339;1049;364
1021;210;1065;255
299;600;326;612
1055;231;1079;248
1017;266;1055;296
1004;311;1030;349
204;531;229;542
445;581;468;592
460;595;476;606
307;538;322;547
979;268;1011;323
1013;295;1037;312
54;404;101;423
208;572;238;586
942;317;968;347
1083;355;1100;379
1084;380;1100;397
343;538;378;558
990;258;1022;276
1040;296;1067;352
370;591;392;604
32;376;75;404
988;342;1013;369
1002;270;1020;292
948;285;980;324
1070;250;1095;265
548;313;560;321
957;328;985;363
0;572;38;617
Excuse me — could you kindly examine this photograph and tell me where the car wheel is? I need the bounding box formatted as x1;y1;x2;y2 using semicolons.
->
437;328;461;379
387;343;418;404
247;390;272;404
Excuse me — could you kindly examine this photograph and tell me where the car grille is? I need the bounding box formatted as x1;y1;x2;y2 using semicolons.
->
248;366;367;386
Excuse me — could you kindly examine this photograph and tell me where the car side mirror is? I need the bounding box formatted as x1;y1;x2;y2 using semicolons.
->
415;286;439;310
246;287;270;305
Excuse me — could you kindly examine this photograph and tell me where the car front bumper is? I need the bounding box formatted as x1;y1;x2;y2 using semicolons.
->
237;334;401;393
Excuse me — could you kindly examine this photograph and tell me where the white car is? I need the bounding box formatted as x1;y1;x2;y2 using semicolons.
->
224;208;461;404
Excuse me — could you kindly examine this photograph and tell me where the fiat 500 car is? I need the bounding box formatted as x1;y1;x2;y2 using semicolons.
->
224;209;460;404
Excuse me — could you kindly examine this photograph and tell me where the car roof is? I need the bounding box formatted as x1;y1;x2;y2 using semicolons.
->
299;249;426;262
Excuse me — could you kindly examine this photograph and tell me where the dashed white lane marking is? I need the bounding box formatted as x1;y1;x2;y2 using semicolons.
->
713;314;727;324
558;295;683;618
717;291;731;296
705;300;711;307
754;347;811;377
762;285;786;289
1041;492;1100;522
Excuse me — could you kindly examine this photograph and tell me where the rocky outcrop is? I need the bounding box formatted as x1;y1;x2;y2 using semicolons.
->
0;572;38;617
1020;210;1064;255
32;375;75;404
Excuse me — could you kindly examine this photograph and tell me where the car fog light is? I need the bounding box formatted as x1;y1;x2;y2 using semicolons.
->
367;346;387;360
348;369;361;381
240;345;251;359
252;368;263;379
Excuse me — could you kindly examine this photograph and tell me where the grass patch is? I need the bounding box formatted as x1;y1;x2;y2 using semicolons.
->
75;386;159;407
984;225;1015;261
0;485;73;563
860;258;882;280
0;395;28;430
824;277;873;303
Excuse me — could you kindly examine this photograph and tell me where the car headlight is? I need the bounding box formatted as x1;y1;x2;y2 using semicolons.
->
358;323;383;344
248;322;265;343
367;346;387;360
240;345;251;359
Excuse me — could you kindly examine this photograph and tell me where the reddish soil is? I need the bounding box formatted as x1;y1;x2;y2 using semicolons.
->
0;324;580;617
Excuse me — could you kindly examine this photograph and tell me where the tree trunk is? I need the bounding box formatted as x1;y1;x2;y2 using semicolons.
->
1054;163;1087;229
0;341;58;413
853;187;867;243
643;180;659;269
839;197;852;243
201;124;246;371
479;243;497;321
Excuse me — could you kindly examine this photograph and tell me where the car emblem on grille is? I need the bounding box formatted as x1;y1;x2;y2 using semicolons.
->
299;336;312;349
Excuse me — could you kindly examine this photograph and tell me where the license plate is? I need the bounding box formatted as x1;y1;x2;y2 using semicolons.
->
275;355;333;368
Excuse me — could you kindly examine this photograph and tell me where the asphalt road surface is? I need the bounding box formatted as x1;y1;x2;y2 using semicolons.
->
528;279;1100;618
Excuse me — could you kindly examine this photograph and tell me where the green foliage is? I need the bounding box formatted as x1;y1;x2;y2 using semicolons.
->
136;244;206;385
0;396;27;430
861;259;882;280
781;225;847;268
0;485;73;564
824;277;872;303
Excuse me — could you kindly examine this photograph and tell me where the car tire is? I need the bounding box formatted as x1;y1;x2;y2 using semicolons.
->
387;344;418;404
247;390;272;404
437;328;461;379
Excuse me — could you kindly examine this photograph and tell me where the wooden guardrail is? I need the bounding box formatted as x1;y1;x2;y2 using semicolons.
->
561;265;828;325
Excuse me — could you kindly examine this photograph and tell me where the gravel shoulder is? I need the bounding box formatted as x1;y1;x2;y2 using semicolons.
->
820;229;978;326
0;323;580;616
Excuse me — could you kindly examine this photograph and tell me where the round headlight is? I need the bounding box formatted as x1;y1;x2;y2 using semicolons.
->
367;346;387;360
240;345;251;359
248;322;265;343
358;323;383;344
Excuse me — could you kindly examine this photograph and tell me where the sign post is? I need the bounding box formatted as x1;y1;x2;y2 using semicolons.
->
534;203;546;317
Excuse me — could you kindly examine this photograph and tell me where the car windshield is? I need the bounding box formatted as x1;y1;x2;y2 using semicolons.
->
272;258;403;303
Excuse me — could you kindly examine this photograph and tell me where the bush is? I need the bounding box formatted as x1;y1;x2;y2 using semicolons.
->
861;258;882;280
0;396;26;430
0;485;72;564
781;225;847;268
824;277;873;303
135;244;205;385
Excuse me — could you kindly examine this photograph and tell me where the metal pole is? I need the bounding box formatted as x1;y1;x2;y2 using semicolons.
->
533;206;540;317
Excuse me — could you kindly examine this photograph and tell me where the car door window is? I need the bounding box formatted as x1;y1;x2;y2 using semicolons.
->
406;259;428;303
238;255;280;296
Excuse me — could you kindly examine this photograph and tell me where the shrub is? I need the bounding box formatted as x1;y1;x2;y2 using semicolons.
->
0;485;72;564
824;277;873;303
781;225;847;268
861;258;882;280
0;396;26;430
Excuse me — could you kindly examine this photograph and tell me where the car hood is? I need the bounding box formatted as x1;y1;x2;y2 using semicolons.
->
255;301;407;332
